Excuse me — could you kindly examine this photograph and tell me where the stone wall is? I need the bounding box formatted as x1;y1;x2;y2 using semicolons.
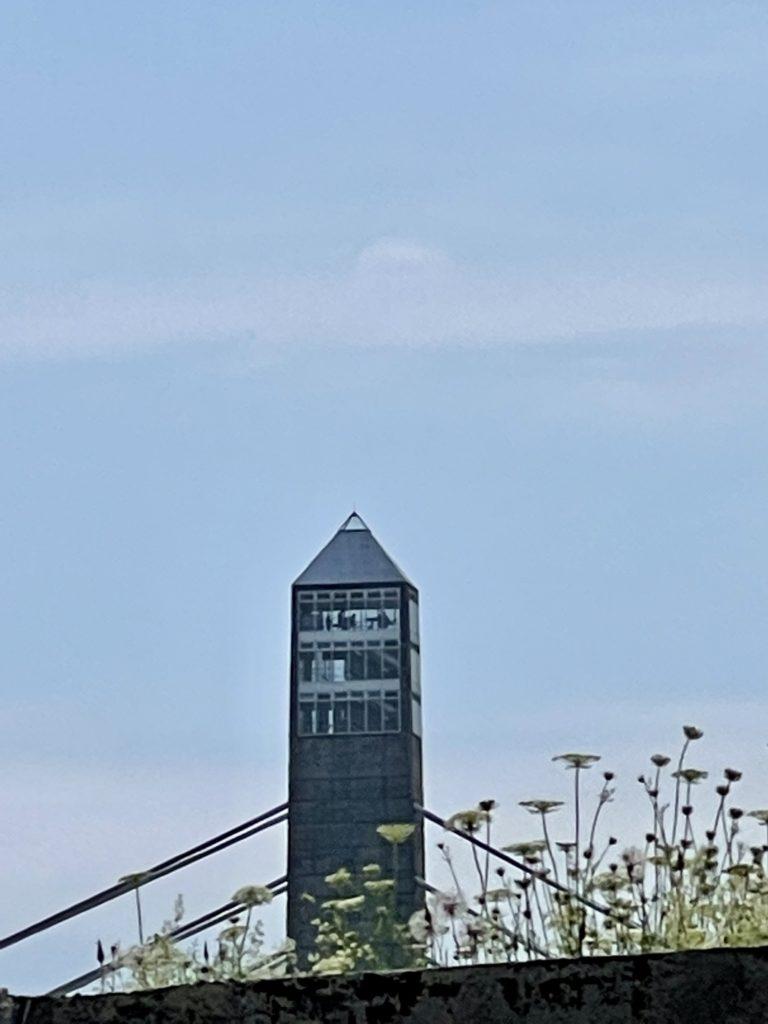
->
4;945;768;1023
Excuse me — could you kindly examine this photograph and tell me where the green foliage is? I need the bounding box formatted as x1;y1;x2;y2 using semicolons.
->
416;725;768;965
307;860;423;974
97;725;768;990
95;891;295;992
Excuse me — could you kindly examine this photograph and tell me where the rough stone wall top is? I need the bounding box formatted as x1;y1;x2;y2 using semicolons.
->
7;945;768;1024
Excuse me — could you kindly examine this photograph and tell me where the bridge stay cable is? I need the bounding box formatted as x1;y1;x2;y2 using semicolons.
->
46;875;289;997
417;805;634;925
0;802;288;952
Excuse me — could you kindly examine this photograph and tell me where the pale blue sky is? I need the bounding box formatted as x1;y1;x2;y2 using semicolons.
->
2;1;768;994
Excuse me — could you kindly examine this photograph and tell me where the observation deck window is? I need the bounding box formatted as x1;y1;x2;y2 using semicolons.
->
297;589;400;634
298;688;400;736
296;640;401;685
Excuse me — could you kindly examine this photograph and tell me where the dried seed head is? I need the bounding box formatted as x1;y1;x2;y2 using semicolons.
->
683;725;703;740
651;754;671;768
724;768;742;782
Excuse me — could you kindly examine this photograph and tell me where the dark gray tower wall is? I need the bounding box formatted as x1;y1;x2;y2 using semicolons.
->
286;514;425;964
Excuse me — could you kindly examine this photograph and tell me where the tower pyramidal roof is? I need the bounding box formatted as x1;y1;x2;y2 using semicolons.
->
294;513;413;587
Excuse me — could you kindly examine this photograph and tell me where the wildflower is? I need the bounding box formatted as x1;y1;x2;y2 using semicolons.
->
362;863;381;877
519;799;564;815
322;895;365;913
478;799;497;812
503;839;546;859
552;753;601;769
748;810;768;824
408;909;432;942
724;768;742;782
651;754;670;767
311;953;354;975
323;867;352;888
622;847;645;882
683;725;703;740
376;823;415;845
437;892;467;918
484;887;511;904
729;807;744;820
726;864;751;878
231;885;274;907
444;809;489;834
363;879;395;895
671;768;708;784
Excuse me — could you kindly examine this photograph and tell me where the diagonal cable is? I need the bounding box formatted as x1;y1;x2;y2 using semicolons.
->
417;804;634;924
1;802;288;951
46;878;288;997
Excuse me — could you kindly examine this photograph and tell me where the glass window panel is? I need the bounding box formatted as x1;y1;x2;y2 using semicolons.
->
383;649;399;679
320;651;334;681
333;655;347;682
350;696;365;732
299;702;314;734
383;693;400;732
377;607;394;629
410;648;421;693
362;607;378;630
316;700;331;734
349;649;365;680
298;652;314;683
366;649;382;679
409;598;419;644
333;695;349;734
367;693;382;731
411;697;422;737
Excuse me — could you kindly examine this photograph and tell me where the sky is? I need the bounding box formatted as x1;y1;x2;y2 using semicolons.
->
2;0;768;995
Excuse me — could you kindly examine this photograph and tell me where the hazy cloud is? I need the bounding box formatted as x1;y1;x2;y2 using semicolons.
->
2;240;767;360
